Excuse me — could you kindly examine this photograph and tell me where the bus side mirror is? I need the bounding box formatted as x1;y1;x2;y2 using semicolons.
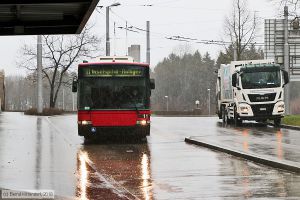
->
232;73;237;87
283;70;289;85
150;79;155;89
72;77;78;93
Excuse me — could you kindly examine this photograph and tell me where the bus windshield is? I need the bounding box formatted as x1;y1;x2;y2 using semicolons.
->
241;70;281;89
79;78;148;110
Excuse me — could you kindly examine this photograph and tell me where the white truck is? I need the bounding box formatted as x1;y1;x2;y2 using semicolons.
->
216;59;289;126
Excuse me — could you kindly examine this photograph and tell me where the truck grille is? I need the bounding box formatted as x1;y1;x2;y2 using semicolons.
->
248;93;276;102
250;104;275;116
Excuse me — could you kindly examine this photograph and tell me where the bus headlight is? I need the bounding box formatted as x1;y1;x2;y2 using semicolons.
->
78;120;92;125
136;120;150;126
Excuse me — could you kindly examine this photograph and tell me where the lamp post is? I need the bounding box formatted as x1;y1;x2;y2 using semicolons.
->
72;92;75;111
195;100;200;109
37;35;43;114
62;88;65;110
207;89;211;116
106;2;121;56
164;96;169;111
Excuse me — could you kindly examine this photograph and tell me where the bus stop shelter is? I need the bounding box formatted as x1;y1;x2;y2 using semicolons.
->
0;0;99;112
0;0;99;35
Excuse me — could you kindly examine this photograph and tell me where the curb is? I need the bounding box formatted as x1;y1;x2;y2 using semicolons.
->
268;123;300;131
281;124;300;131
185;137;300;173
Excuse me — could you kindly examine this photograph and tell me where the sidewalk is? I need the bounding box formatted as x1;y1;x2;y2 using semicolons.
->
185;124;300;173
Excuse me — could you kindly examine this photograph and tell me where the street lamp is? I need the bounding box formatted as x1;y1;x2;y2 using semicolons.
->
164;96;169;111
106;2;121;56
195;100;200;109
207;89;211;116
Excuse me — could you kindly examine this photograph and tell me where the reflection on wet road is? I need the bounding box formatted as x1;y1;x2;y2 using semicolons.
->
0;113;77;197
77;144;152;200
77;151;88;200
1;112;300;199
211;122;300;164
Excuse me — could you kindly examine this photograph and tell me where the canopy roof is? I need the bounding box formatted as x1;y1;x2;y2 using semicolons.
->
0;0;99;35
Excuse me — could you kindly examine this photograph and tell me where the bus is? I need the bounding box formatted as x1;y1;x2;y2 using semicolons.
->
72;56;155;140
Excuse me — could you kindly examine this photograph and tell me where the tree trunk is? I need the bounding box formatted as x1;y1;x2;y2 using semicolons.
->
49;85;55;108
50;100;55;108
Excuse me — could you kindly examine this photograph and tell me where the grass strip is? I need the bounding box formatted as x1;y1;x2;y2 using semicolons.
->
282;115;300;126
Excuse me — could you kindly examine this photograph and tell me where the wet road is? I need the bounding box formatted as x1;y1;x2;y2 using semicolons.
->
0;112;300;199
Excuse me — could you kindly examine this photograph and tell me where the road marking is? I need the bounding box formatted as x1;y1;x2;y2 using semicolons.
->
44;117;74;146
80;150;140;200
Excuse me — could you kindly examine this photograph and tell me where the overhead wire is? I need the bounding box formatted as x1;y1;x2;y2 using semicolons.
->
96;4;266;48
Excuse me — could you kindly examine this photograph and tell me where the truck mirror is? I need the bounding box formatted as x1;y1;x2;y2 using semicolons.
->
232;73;237;87
72;77;78;93
283;70;289;85
150;79;155;89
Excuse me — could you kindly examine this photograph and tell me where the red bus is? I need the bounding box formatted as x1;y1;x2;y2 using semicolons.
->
72;56;155;140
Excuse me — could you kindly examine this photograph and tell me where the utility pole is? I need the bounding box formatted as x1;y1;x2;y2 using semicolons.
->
284;6;290;115
126;21;128;56
62;88;65;110
72;92;75;111
105;3;121;56
106;6;110;56
234;40;237;61
37;35;43;114
113;22;116;56
146;21;150;64
164;96;169;111
208;89;211;116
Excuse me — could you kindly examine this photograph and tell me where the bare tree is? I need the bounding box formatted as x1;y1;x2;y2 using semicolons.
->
172;43;194;57
224;0;258;60
19;27;101;108
271;0;300;13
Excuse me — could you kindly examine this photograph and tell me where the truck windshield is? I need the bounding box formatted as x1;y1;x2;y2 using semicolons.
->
241;70;281;89
79;78;148;110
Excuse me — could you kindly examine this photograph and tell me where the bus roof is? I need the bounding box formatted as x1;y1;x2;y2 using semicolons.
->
78;62;150;68
78;56;150;68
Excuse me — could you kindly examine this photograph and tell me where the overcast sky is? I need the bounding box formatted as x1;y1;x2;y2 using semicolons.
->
0;0;284;75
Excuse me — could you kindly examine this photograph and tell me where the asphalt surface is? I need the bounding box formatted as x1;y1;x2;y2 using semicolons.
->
0;112;300;199
185;121;300;173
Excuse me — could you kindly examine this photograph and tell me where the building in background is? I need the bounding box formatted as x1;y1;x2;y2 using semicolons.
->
0;70;5;111
128;45;141;62
265;17;300;114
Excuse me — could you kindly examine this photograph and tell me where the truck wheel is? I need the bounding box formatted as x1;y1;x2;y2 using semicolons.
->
218;107;222;119
222;107;226;124
274;118;281;127
234;107;242;126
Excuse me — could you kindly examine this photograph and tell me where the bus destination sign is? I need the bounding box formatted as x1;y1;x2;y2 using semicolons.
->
82;68;144;77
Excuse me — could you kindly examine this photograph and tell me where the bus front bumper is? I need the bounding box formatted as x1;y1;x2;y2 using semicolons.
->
78;124;150;137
